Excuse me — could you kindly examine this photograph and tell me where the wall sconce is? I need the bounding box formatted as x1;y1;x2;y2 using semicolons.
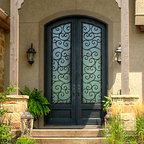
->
26;43;36;65
115;43;121;64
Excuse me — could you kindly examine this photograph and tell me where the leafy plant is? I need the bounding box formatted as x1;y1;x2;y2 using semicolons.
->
15;136;37;144
104;115;127;144
0;85;17;117
20;87;50;119
0;124;12;144
135;109;144;143
103;95;112;112
104;102;144;144
136;115;144;143
0;85;17;144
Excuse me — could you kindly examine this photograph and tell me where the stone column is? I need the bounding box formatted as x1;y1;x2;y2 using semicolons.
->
121;0;129;95
115;0;130;95
10;0;24;94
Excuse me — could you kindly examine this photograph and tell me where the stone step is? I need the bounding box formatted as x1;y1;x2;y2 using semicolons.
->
33;137;105;144
32;128;104;138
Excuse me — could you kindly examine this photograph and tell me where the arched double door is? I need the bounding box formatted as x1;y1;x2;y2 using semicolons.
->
44;16;107;125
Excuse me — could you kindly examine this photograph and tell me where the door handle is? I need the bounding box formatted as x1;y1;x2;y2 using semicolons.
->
72;84;76;96
77;84;81;97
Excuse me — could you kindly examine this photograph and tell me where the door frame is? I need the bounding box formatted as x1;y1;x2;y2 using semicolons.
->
44;15;108;126
38;12;110;128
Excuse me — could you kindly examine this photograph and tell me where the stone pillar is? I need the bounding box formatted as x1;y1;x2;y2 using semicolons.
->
10;0;24;94
115;0;130;95
121;0;129;95
0;28;5;92
111;95;140;131
2;95;29;135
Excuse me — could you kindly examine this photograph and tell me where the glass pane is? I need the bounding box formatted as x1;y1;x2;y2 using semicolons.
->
52;23;71;104
82;23;101;104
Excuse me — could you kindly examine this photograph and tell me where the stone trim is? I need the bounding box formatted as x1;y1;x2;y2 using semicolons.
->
115;0;122;8
6;95;29;99
111;95;139;99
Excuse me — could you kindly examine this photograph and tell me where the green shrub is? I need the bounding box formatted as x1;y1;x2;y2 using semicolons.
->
104;115;127;144
103;95;112;112
15;136;36;144
20;87;50;119
135;113;144;143
0;124;12;144
0;85;17;144
104;102;144;144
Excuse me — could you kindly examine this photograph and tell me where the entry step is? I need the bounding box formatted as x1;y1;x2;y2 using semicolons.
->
33;137;105;144
32;128;104;138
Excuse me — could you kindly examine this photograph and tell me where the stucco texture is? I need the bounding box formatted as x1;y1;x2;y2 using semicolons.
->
2;0;144;100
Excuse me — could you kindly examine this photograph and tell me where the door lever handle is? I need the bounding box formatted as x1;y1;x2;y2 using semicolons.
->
72;84;76;96
77;84;81;97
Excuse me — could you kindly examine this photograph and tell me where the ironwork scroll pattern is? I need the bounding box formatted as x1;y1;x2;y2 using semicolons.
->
82;23;102;103
52;23;71;104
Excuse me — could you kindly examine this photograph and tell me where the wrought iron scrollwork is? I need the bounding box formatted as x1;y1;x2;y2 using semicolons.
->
52;23;71;104
82;23;102;103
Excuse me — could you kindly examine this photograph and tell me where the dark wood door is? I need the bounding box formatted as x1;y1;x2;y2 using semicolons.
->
44;16;107;126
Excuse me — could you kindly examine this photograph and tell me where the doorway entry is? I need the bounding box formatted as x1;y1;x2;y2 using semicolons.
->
44;16;107;125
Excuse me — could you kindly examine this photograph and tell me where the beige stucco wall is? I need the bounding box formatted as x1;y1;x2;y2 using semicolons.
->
0;0;10;15
1;0;144;101
18;0;120;92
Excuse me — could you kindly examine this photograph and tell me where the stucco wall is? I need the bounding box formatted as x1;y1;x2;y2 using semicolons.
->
2;0;144;100
0;0;10;15
18;0;120;92
113;0;144;101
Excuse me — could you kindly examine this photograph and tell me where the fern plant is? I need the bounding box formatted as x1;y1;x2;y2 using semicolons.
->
103;95;112;112
20;87;50;119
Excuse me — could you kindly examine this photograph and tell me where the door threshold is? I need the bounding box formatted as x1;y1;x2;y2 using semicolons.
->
40;125;102;129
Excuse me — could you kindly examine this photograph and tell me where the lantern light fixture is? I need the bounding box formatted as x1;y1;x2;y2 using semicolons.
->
21;111;34;136
26;43;36;65
115;43;121;64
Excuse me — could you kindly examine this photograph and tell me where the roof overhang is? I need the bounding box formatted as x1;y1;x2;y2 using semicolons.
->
0;8;10;31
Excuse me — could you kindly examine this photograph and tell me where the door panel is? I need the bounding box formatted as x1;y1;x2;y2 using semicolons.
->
44;16;107;126
82;23;102;104
52;23;71;104
45;19;76;125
